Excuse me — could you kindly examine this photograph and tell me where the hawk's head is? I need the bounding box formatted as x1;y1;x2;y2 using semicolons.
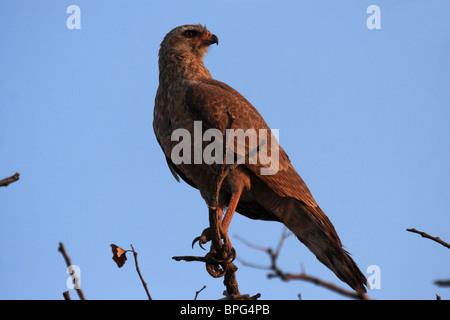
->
159;24;219;60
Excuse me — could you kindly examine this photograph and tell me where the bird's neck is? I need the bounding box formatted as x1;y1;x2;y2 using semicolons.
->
159;53;213;83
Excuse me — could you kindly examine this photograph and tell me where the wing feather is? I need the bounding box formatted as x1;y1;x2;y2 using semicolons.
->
183;79;318;207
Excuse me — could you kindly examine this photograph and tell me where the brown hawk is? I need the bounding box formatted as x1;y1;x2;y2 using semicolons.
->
153;24;367;294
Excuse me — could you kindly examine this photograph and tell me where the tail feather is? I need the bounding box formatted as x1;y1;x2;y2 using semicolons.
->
273;197;367;294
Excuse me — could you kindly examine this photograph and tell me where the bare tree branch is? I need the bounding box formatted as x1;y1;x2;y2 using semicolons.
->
173;255;209;263
62;291;71;300
267;271;368;300
220;293;261;300
130;244;152;300
434;280;450;287
406;228;450;250
0;172;20;187
237;230;370;300
110;243;152;299
194;285;207;300
58;242;86;300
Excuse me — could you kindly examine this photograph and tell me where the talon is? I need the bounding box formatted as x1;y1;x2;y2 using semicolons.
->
192;236;207;250
192;227;212;250
228;247;236;262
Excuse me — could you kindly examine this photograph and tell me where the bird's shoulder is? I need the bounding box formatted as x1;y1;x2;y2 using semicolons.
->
183;78;269;133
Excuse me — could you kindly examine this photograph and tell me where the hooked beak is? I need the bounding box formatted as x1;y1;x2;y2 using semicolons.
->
209;34;219;45
201;32;218;46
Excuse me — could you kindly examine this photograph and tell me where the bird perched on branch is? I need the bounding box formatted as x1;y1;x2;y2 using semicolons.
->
153;24;367;294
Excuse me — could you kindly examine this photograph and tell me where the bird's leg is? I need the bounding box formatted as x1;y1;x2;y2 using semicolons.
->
192;189;241;262
192;207;223;250
220;189;242;259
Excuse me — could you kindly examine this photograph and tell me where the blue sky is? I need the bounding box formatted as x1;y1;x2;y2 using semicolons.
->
0;1;449;300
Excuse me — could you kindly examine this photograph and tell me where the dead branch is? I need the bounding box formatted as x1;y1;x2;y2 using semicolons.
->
434;280;450;287
130;244;152;300
173;255;210;263
406;228;450;250
58;242;86;300
236;230;370;300
194;285;207;300
407;228;449;294
220;293;261;300
0;172;20;187
110;243;152;299
267;271;368;300
173;250;242;295
62;291;71;300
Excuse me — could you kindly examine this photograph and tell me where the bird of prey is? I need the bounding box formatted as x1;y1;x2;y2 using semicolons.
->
153;24;367;294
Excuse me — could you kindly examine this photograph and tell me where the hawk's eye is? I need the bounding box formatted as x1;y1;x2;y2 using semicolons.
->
184;30;198;38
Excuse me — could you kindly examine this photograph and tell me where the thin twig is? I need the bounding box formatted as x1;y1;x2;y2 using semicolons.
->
274;228;292;257
58;242;86;300
267;271;367;300
434;280;450;287
130;244;152;300
0;172;20;187
62;291;71;300
237;231;369;300
406;228;450;249
220;293;261;300
235;228;290;271
194;285;207;300
173;255;209;263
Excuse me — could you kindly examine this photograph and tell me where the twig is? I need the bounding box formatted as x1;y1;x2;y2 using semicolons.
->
267;271;367;300
194;285;207;300
435;280;450;287
220;293;261;300
62;291;71;300
237;231;369;300
406;228;450;250
0;172;20;187
58;242;86;300
173;255;209;263
130;244;152;300
235;228;291;271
